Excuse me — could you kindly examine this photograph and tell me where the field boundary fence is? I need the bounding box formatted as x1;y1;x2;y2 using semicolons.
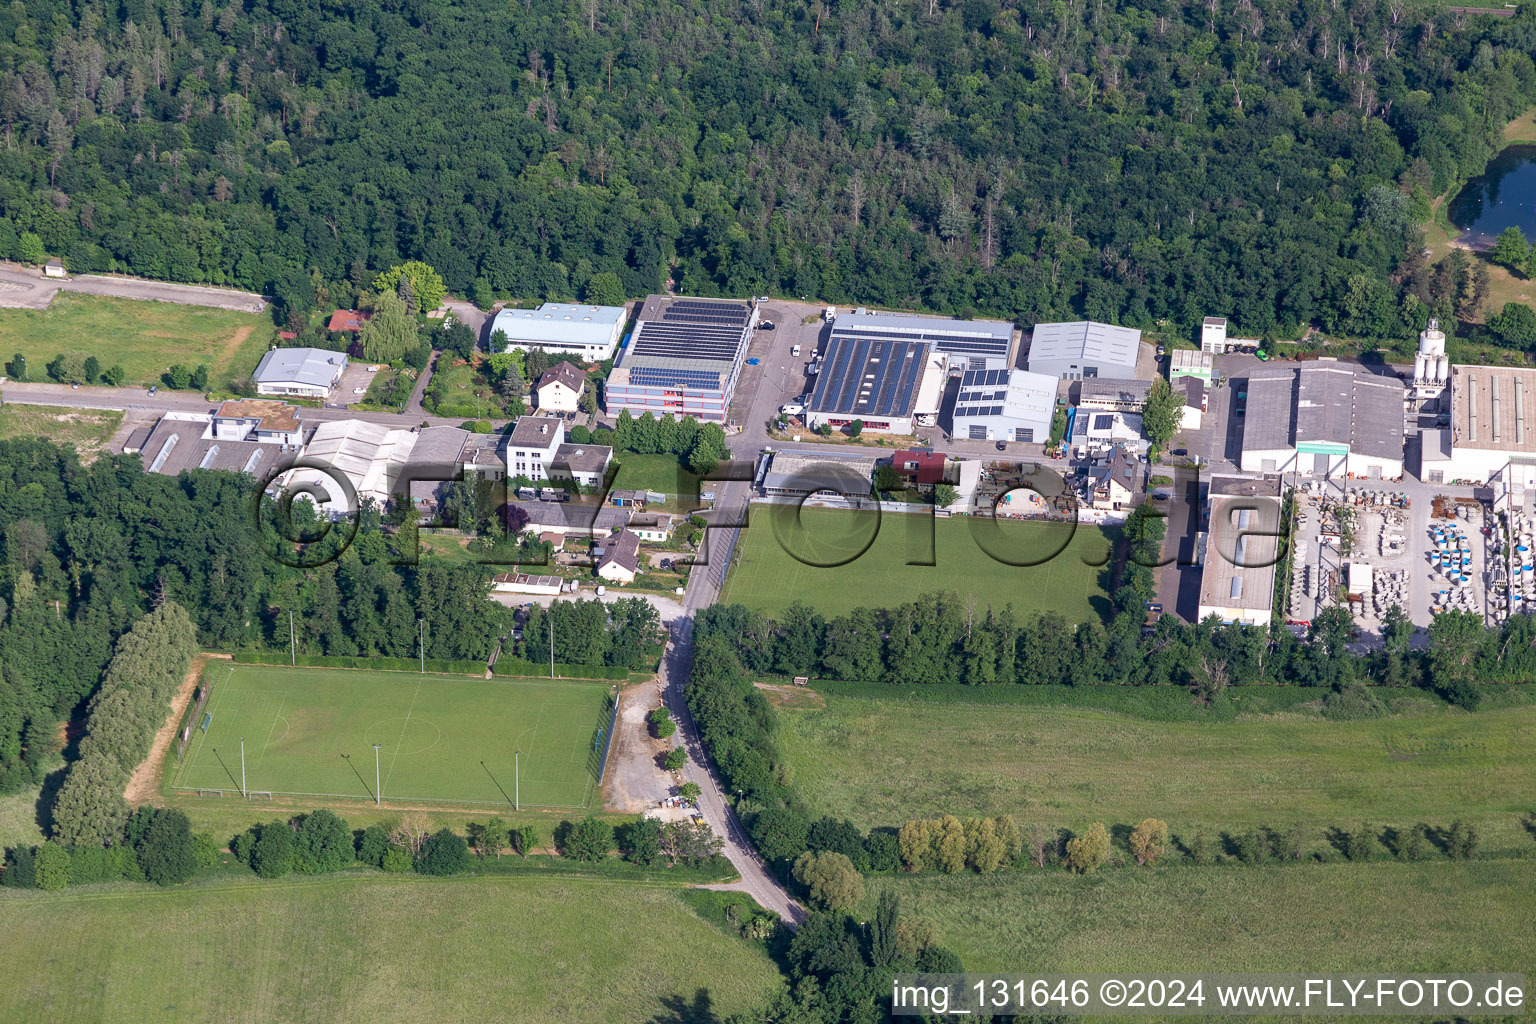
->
175;673;218;760
589;689;620;786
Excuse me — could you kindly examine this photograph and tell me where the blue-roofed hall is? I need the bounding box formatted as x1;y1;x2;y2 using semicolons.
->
491;302;628;361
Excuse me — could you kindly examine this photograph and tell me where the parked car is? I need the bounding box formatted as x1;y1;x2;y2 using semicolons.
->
147;385;158;396
1153;492;1171;501
790;344;801;357
759;320;775;330
746;357;760;366
996;440;1007;451
1172;448;1188;457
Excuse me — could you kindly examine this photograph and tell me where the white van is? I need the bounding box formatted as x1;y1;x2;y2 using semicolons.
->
780;403;805;416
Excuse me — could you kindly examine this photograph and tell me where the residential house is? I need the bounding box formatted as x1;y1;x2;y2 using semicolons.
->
596;529;641;584
506;417;565;482
1089;448;1143;511
327;309;370;333
627;513;674;543
536;362;587;414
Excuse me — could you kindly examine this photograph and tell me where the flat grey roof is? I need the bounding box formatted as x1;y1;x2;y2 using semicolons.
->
1198;491;1281;613
1028;321;1141;369
764;451;878;495
553;442;612;474
807;334;928;417
1449;364;1536;454
1208;473;1283;498
1243;362;1404;459
508;416;563;447
252;347;347;388
1078;377;1152;406
139;418;294;479
407;426;471;466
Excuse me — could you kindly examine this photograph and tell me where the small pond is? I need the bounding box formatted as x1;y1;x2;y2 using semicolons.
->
1448;144;1536;246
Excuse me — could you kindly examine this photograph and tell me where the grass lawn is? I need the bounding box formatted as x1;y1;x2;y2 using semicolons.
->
777;690;1536;852
0;874;782;1023
0;293;273;387
611;452;703;501
170;664;610;810
425;359;508;418
0;403;121;459
722;507;1116;621
870;859;1536;979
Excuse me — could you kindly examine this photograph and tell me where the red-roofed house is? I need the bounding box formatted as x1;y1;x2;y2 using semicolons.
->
328;309;371;333
890;449;947;486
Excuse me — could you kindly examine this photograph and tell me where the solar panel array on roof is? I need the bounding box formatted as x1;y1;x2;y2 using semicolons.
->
830;312;1013;360
956;367;1011;406
660;299;751;327
808;335;928;417
1092;414;1114;430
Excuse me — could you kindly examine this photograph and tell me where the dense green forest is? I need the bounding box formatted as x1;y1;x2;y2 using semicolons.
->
0;438;509;794
0;0;1533;335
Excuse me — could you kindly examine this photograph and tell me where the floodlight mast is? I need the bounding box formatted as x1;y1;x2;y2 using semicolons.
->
373;743;382;806
240;736;246;798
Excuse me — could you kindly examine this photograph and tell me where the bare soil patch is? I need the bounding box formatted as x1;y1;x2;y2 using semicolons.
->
753;682;825;709
124;652;230;805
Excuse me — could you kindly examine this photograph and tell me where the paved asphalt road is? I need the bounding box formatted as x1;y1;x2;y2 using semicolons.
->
0;263;266;312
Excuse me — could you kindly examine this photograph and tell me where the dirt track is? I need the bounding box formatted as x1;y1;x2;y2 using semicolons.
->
124;653;229;805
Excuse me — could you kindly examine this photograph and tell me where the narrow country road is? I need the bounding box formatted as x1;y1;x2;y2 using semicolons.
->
0;263;266;312
658;476;806;927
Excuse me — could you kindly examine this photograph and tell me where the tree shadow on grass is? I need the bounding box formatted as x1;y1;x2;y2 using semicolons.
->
649;989;720;1024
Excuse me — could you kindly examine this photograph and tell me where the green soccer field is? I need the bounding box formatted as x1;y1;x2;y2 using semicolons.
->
721;506;1117;621
172;665;611;809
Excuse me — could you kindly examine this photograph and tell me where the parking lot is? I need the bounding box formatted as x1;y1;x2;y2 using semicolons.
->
335;360;382;405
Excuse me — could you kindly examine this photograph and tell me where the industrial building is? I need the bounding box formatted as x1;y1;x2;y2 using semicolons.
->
251;347;349;399
491;302;627;361
1077;378;1152;413
950;368;1058;443
281;420;418;515
828;309;1017;371
1201;317;1230;354
1419;365;1536;499
604;295;756;422
1026;321;1142;380
1239;360;1405;479
761;451;879;498
1196;474;1283;627
804;332;945;434
1169;349;1214;384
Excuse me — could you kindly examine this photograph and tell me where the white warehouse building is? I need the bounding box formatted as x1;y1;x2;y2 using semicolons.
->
951;368;1058;443
1420;365;1536;499
1239;360;1405;479
491;302;627;362
1026;321;1141;381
